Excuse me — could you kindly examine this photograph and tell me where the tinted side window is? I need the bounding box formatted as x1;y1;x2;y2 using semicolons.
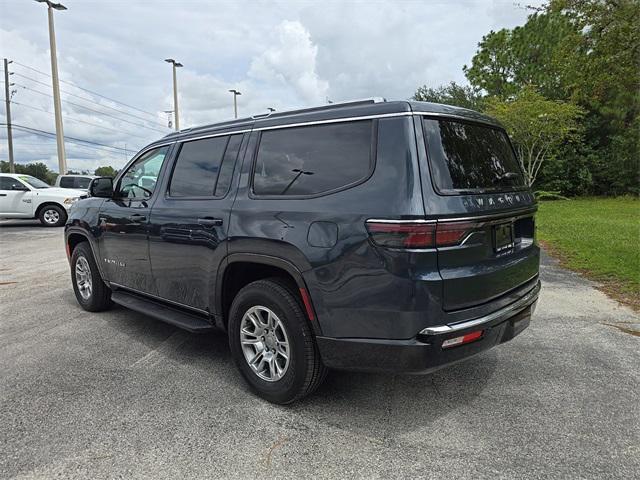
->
0;177;15;190
253;120;373;196
75;177;92;189
214;134;243;197
59;176;75;188
169;136;228;197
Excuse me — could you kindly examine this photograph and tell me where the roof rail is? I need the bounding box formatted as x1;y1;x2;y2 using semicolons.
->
250;97;386;120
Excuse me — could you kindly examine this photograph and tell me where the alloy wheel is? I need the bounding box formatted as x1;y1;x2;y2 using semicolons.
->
43;209;60;225
240;305;290;382
75;255;93;300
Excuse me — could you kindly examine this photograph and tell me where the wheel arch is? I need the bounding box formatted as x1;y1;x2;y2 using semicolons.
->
65;228;108;284
35;201;66;218
217;253;321;335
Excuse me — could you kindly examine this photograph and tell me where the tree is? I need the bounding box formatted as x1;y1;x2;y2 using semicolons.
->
412;81;484;111
94;166;117;177
463;11;575;100
0;161;56;185
485;88;584;187
464;0;640;195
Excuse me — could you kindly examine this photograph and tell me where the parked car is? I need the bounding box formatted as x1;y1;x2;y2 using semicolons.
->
55;174;98;190
64;99;541;403
0;173;85;227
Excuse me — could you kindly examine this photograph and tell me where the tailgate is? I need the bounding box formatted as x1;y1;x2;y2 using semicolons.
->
437;211;539;311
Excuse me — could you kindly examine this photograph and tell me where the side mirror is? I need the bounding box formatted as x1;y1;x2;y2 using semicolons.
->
11;183;28;191
89;177;114;198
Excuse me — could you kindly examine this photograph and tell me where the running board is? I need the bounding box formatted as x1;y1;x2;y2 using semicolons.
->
111;290;215;333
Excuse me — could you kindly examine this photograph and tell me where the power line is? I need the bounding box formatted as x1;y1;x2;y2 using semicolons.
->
11;60;162;119
1;123;135;153
3;138;131;158
11;75;168;132
11;74;168;127
10;99;148;141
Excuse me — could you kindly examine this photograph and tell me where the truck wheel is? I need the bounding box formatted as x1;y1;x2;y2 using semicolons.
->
71;242;112;312
38;204;67;227
228;278;327;404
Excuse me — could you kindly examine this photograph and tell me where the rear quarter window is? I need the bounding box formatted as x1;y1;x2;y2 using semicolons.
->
422;118;526;194
252;120;374;197
59;176;75;188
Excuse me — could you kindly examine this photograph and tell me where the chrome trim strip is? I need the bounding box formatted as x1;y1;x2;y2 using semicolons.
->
178;128;253;143
420;281;541;335
254;112;413;132
110;282;210;315
413;111;501;127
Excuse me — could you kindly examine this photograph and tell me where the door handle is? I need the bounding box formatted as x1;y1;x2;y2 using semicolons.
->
0;194;6;197
197;217;223;226
128;214;146;222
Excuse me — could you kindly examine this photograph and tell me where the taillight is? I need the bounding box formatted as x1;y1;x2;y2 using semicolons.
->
366;220;478;249
365;221;436;248
435;221;477;247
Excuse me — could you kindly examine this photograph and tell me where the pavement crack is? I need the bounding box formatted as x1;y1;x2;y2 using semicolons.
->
602;322;640;337
262;435;288;468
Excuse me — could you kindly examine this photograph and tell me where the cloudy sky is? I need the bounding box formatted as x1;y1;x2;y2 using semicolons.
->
0;0;539;173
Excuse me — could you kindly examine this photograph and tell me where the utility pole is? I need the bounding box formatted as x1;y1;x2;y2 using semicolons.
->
229;89;241;119
3;58;15;173
164;59;182;131
36;0;67;174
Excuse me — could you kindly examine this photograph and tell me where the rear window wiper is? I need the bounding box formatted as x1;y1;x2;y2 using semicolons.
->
495;172;520;182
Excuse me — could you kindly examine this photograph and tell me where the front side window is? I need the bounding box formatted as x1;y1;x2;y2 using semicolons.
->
118;146;169;199
253;120;373;196
422;118;525;193
0;177;19;190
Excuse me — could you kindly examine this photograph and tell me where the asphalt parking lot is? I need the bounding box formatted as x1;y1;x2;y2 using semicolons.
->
0;220;638;479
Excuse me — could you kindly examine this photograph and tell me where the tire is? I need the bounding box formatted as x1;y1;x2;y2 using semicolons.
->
228;278;327;404
38;204;67;227
70;242;112;312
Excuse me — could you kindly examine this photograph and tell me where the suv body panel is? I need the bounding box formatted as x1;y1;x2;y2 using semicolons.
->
65;99;540;373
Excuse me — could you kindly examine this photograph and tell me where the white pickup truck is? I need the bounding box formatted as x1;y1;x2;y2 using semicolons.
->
0;173;86;227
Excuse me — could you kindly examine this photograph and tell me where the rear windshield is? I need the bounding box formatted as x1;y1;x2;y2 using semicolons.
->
422;118;526;194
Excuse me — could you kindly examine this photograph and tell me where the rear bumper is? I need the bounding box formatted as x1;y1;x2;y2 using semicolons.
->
316;280;540;373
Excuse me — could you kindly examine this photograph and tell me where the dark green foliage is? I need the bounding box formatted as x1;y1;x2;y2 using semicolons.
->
443;0;640;196
94;166;118;177
0;161;57;185
412;82;484;111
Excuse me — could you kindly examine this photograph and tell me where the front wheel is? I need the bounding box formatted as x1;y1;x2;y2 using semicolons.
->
228;278;327;404
38;204;67;227
70;242;112;312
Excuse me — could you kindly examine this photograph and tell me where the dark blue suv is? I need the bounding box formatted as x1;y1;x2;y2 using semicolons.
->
65;99;540;403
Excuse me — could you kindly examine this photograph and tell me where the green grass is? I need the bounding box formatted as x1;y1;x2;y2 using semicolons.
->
537;197;640;305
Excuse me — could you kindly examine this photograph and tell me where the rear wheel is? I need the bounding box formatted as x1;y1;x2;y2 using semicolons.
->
228;278;327;404
71;242;112;312
38;204;67;227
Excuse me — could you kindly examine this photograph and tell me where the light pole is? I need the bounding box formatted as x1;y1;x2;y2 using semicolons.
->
165;59;182;131
35;0;67;174
3;59;15;173
229;89;241;119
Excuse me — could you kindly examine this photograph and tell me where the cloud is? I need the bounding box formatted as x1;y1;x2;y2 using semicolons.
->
0;0;543;174
249;20;329;104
